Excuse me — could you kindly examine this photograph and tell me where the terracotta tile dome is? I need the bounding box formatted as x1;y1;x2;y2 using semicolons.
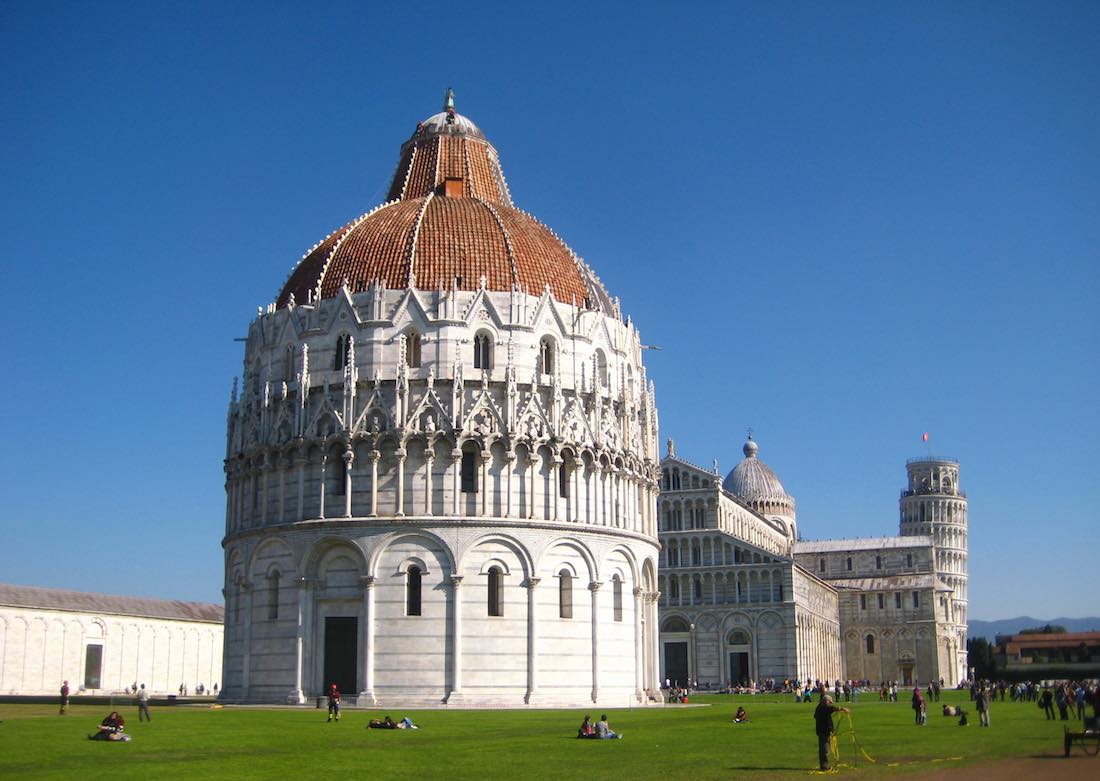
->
277;91;613;312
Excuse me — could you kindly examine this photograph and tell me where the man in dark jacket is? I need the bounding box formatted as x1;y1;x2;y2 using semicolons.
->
814;694;850;771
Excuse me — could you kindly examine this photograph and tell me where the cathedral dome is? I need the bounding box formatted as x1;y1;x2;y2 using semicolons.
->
723;435;794;510
276;90;613;313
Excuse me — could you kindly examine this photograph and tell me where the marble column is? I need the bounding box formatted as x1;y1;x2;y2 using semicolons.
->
240;579;253;696
318;456;327;519
504;452;515;518
451;451;462;516
295;449;307;520
424;452;434;515
551;455;563;521
278;455;287;523
448;575;464;701
395;449;406;516
369;450;381;516
525;577;541;703
359;575;376;704
527;449;537;519
343;447;354;518
480;451;491;516
589;580;602;703
633;586;644;701
288;577;314;703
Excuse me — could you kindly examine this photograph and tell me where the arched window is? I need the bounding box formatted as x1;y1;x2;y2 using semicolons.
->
487;566;503;616
669;579;680;599
612;575;623;622
267;570;280;620
846;557;853;572
284;344;296;382
595;350;608;388
539;337;554;375
405;331;422;368
662;617;690;633
473;332;492;370
406;565;422;616
558;457;570;498
558;570;573;619
865;634;875;654
662;470;670;490
693;578;702;600
334;334;351;370
728;629;749;645
461;444;478;493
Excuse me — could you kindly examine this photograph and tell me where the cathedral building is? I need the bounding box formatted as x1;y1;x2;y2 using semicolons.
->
221;92;662;707
657;438;968;688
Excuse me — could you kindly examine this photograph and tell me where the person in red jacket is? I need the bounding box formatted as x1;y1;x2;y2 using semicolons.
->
327;683;341;722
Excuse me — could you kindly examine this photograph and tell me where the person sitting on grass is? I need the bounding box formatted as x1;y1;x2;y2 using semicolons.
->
733;707;749;723
89;711;130;741
577;715;597;738
595;714;623;739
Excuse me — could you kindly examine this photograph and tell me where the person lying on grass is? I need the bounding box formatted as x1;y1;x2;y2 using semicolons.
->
88;711;131;741
368;716;418;729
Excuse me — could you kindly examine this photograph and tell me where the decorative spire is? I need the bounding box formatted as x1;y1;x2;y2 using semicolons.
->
444;86;456;113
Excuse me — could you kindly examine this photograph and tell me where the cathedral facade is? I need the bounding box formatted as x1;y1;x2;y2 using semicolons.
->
657;438;968;688
221;94;662;707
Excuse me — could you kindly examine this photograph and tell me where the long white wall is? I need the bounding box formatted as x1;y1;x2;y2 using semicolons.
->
0;606;222;695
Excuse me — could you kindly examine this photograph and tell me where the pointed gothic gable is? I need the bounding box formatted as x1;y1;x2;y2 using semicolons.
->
583;310;619;354
528;289;570;337
461;287;506;329
516;389;554;440
559;397;595;447
319;285;363;333
389;287;433;330
270;406;295;445
461;387;507;439
305;400;344;439
405;386;454;435
352;384;391;434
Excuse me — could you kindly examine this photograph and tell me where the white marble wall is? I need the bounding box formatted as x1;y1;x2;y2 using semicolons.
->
0;606;222;695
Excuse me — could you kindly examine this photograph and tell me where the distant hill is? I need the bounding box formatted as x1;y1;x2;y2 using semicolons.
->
969;616;1100;641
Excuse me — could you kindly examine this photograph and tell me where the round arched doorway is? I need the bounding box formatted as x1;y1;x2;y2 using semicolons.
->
726;629;751;686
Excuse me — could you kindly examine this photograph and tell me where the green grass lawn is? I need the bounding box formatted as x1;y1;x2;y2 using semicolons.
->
0;691;1078;780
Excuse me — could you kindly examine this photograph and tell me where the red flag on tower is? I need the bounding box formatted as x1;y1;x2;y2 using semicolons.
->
922;432;929;443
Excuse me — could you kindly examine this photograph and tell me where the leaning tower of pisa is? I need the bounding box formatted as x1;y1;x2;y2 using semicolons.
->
899;457;968;683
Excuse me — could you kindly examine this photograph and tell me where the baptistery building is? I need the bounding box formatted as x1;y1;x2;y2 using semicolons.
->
221;92;662;707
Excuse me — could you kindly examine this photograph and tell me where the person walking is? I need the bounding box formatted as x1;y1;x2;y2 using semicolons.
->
814;694;850;771
976;686;989;727
137;683;152;722
59;680;70;715
1039;687;1055;720
326;683;341;722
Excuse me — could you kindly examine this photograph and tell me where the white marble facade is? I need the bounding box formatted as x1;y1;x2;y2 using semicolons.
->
223;287;661;706
0;584;222;695
658;440;969;687
222;101;662;707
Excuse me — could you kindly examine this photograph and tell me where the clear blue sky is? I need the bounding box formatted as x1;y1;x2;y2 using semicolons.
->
1;1;1096;620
